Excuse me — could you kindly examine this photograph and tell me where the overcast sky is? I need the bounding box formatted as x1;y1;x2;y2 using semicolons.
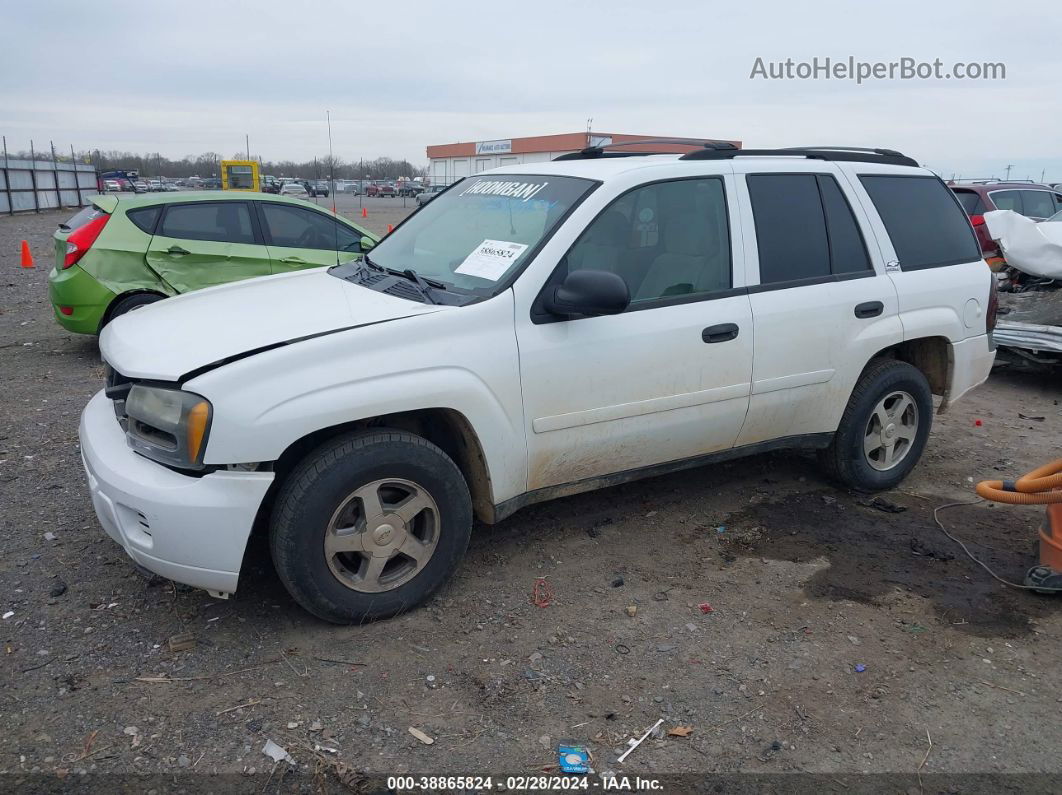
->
2;0;1059;180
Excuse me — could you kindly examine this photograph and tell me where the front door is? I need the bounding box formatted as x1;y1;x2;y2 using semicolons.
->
145;201;270;293
256;201;366;273
515;176;754;492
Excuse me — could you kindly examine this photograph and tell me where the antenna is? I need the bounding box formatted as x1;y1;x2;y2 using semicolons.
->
327;111;339;267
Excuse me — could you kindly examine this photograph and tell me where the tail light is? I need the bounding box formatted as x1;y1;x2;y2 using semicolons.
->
969;214;986;227
63;213;110;269
986;272;999;334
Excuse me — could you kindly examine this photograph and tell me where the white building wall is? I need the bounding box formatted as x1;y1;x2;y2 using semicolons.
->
429;151;578;183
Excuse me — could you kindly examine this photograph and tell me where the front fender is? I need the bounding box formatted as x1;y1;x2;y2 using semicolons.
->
185;294;527;504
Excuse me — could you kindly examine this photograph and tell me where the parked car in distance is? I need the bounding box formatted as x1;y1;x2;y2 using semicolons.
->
280;182;310;198
48;192;378;335
261;176;281;194
103;179;122;192
164;183;180;192
364;183;380;197
80;147;995;624
133;181;149;194
307;180;331;197
416;184;448;206
397;182;424;197
950;182;1062;267
378;182;396;198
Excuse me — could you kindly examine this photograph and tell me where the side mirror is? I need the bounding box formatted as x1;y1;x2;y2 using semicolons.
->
360;235;376;252
543;269;630;317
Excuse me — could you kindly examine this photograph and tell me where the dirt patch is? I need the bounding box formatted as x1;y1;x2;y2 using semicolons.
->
721;491;1052;637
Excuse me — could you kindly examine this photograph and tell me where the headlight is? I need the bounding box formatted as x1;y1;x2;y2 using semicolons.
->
125;385;212;470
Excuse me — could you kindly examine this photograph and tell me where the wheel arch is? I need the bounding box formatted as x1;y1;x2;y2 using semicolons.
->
97;289;168;332
868;335;954;411
271;407;497;524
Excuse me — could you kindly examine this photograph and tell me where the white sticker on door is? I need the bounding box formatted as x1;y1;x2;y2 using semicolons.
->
454;239;529;281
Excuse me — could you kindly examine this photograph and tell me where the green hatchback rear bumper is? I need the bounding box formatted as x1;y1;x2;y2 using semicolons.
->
48;264;117;335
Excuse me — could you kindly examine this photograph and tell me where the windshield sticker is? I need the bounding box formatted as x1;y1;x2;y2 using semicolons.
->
454;239;530;281
458;179;549;202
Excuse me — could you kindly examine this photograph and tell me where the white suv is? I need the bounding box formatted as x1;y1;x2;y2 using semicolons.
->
80;145;996;623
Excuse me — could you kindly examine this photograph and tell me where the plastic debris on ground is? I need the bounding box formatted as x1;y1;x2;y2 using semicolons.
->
699;603;714;614
855;664;867;673
408;726;435;745
262;739;295;765
557;742;590;774
531;577;554;608
617;718;664;763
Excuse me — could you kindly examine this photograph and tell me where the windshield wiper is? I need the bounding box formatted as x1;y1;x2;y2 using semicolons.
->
395;268;439;304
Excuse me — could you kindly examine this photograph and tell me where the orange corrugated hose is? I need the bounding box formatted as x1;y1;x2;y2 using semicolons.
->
976;459;1062;504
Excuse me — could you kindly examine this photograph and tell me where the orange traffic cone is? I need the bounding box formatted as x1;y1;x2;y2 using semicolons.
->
361;207;367;218
387;224;394;234
20;240;34;268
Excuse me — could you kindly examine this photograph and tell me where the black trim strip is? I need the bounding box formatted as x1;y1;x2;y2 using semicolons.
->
491;432;834;522
746;270;875;294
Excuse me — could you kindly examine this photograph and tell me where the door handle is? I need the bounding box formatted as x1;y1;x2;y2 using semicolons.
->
854;301;884;319
280;256;306;264
166;245;189;255
702;323;739;343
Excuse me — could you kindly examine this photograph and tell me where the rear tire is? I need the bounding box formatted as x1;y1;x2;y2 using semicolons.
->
270;430;473;624
104;292;164;327
820;358;933;491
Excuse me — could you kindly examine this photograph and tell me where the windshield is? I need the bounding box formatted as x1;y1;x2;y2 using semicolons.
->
366;174;595;294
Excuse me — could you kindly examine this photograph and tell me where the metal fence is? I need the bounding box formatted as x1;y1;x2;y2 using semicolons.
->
1;139;98;215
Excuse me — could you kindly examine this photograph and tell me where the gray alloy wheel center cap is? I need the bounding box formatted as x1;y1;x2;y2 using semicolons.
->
372;521;398;547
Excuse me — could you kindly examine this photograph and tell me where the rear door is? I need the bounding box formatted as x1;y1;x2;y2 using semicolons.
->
733;163;902;445
847;169;988;355
256;201;366;273
145;201;269;292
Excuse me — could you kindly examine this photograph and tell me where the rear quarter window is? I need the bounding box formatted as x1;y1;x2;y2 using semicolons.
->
952;189;986;215
126;206;161;234
860;175;980;270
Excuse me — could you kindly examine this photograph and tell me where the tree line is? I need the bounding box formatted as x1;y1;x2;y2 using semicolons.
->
6;148;427;180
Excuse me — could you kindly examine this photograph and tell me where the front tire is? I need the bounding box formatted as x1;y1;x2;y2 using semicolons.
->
270;430;473;624
820;358;933;491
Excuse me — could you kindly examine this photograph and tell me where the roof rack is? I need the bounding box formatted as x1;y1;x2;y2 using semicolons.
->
679;146;918;167
553;139;738;161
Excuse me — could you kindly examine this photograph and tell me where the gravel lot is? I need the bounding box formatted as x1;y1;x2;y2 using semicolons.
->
2;205;1061;790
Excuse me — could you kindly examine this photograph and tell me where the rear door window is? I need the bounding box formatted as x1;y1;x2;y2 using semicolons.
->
818;175;871;275
748;174;829;283
126;206;161;234
989;190;1022;213
260;203;361;251
1021;190;1055;219
160;202;255;244
747;173;870;284
859;175;980;270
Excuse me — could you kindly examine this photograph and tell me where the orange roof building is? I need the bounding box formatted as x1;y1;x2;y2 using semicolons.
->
426;132;741;184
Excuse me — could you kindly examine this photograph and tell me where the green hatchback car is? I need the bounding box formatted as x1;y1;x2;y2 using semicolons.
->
49;192;378;334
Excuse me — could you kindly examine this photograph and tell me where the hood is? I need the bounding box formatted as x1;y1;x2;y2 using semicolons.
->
101;268;447;381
